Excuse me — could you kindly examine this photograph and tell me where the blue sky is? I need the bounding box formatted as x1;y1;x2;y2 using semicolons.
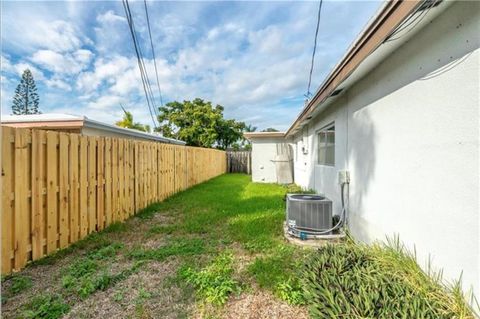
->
1;0;381;131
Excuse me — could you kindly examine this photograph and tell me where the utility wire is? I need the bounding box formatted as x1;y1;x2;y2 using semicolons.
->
385;0;437;42
143;0;164;108
122;0;158;129
306;0;323;99
124;0;160;119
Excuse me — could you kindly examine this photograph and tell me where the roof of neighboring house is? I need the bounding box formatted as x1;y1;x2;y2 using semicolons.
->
244;131;285;140
1;113;186;145
286;0;450;137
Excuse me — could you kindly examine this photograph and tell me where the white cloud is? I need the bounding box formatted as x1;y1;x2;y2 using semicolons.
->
45;78;72;91
2;54;46;81
5;19;89;53
30;49;93;74
76;55;134;93
97;10;125;24
87;95;125;110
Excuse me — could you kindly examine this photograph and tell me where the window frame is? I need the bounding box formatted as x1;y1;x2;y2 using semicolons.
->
316;123;335;166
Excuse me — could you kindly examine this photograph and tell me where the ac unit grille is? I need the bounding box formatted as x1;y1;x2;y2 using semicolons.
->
286;194;332;232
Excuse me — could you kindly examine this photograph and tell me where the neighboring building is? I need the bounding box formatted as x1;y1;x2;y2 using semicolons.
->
0;113;186;145
247;0;480;297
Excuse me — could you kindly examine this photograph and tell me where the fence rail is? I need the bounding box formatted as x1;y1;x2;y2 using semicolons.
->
1;126;226;274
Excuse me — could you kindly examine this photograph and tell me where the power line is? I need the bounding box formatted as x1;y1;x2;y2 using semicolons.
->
143;0;164;108
122;0;158;129
306;0;323;99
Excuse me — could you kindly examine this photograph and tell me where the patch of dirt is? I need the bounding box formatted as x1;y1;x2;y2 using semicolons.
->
221;291;309;319
65;259;195;319
1;253;78;318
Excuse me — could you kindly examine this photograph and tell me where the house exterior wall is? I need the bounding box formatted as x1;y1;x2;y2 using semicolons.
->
250;137;289;183
293;1;480;296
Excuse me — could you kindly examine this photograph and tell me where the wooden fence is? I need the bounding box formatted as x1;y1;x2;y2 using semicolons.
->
226;151;251;174
1;126;226;274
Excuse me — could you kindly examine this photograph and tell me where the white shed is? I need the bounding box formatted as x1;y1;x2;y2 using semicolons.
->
244;132;293;184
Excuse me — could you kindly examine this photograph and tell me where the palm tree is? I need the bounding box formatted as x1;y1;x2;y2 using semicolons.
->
245;124;257;132
115;105;151;132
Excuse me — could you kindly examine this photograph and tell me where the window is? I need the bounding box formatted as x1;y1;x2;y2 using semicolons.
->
317;124;335;166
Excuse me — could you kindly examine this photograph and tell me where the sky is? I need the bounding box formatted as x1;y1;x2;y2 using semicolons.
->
1;0;381;131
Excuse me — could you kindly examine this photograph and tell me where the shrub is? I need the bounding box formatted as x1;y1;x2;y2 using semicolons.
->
302;239;476;319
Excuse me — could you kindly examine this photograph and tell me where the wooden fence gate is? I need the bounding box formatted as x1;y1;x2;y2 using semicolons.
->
226;151;251;174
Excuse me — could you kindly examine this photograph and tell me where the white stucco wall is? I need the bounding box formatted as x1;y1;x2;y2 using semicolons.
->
250;137;289;183
292;1;480;296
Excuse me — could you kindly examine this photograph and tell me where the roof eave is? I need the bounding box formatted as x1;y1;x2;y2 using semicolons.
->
286;0;422;137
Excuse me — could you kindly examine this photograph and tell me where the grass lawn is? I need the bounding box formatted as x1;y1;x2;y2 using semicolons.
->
1;174;310;319
2;174;476;318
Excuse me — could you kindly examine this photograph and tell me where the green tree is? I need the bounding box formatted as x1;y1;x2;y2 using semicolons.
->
262;127;279;132
245;124;257;133
115;107;151;132
156;98;245;149
11;69;40;115
216;118;246;150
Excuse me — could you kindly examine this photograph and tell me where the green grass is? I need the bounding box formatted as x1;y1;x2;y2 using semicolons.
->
153;174;289;252
128;238;208;261
146;224;179;237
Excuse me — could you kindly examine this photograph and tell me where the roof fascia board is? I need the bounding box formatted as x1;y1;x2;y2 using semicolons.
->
286;0;421;137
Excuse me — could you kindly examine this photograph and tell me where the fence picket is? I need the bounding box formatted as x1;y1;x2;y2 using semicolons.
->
46;131;58;254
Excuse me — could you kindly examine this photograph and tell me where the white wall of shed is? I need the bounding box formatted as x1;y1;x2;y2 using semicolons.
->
293;1;480;296
250;137;288;183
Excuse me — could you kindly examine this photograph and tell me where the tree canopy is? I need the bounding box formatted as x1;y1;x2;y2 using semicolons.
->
156;98;245;149
115;107;151;132
261;127;279;132
12;69;40;115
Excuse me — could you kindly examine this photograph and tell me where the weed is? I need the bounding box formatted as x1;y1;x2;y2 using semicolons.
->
8;274;33;295
113;289;125;302
276;278;306;306
180;253;240;306
61;243;132;298
22;294;69;319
